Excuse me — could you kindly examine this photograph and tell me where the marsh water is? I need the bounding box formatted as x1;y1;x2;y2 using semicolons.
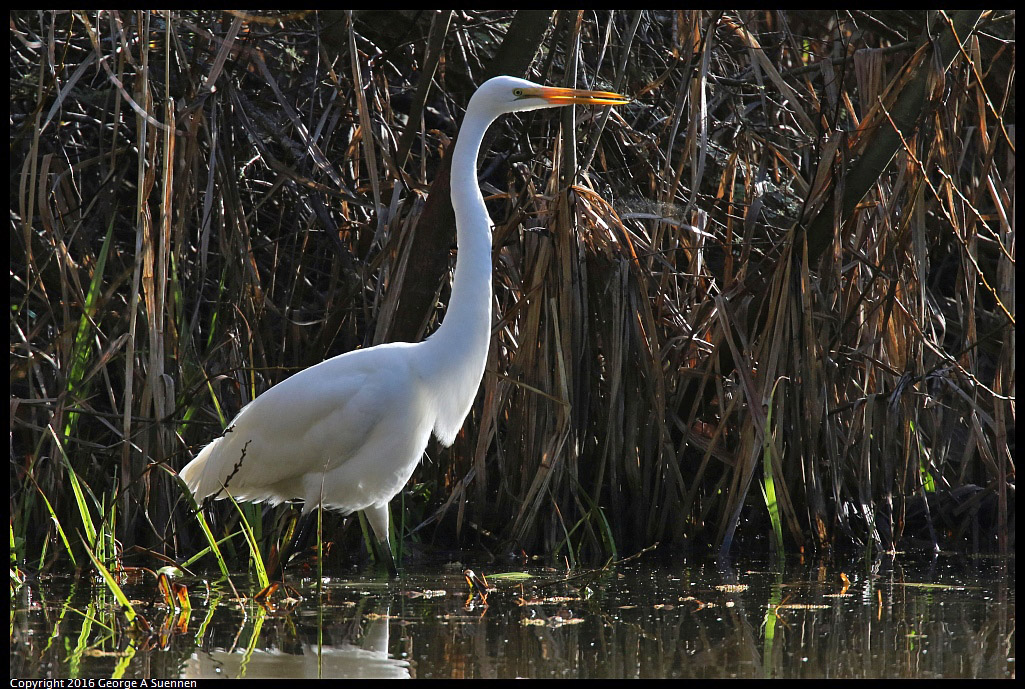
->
10;553;1014;679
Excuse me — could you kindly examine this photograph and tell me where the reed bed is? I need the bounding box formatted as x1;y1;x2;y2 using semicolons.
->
10;10;1014;578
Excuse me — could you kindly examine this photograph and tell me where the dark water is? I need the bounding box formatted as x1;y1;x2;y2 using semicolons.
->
10;553;1014;679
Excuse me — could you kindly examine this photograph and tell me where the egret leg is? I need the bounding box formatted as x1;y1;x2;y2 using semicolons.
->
364;503;398;576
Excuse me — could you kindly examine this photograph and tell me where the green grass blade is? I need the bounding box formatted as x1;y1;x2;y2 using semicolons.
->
64;218;115;439
50;431;97;550
161;464;233;581
179;530;246;570
762;378;786;561
82;540;136;623
25;476;78;569
228;494;269;589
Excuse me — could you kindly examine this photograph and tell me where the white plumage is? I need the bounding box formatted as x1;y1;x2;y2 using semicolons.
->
180;76;630;570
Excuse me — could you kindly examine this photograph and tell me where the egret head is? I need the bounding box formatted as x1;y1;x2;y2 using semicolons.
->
469;75;631;119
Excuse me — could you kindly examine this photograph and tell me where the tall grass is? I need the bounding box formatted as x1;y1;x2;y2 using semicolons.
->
10;10;1014;577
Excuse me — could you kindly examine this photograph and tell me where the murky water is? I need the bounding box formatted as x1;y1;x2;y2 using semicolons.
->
10;553;1014;679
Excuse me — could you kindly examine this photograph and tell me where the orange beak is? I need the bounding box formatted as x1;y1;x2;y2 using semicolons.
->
520;85;631;106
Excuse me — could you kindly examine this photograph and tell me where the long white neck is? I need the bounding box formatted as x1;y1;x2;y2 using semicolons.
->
420;107;496;445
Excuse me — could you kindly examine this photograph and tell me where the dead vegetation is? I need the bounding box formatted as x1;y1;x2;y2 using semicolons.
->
10;10;1015;572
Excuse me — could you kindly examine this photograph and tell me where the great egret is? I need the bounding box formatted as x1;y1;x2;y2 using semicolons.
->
180;75;630;573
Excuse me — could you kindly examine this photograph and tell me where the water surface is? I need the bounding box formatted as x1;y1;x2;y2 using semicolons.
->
10;553;1014;679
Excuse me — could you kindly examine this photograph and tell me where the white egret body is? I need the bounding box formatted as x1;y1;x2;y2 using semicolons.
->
180;76;629;570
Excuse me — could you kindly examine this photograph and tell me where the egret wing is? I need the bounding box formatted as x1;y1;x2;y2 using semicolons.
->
182;343;426;507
